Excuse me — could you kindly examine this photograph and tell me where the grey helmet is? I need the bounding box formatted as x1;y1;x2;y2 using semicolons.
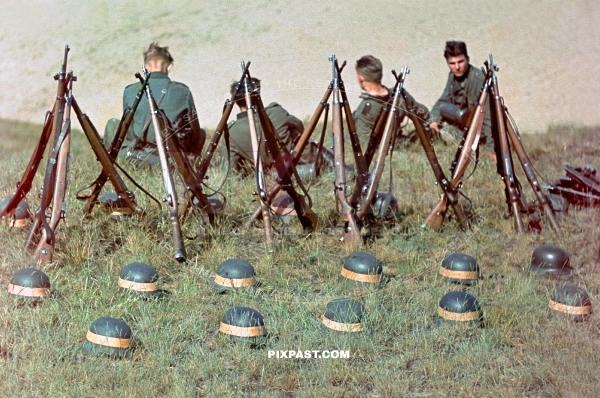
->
340;251;384;287
549;285;592;322
439;253;480;285
220;306;267;345
8;267;50;300
530;244;572;275
82;317;134;358
118;262;162;298
434;291;483;326
212;259;257;293
0;195;32;227
320;298;365;333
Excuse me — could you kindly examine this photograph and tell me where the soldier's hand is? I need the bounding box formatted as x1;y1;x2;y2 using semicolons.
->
429;121;441;134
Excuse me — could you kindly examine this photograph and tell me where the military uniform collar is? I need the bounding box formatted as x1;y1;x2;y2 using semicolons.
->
236;111;249;120
147;71;170;80
359;86;391;100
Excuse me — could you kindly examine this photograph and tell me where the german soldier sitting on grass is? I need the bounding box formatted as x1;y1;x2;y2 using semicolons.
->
428;40;495;161
353;55;432;150
226;77;326;179
103;42;205;166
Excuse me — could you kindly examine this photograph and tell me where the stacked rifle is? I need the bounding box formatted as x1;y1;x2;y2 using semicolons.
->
546;165;600;207
1;47;563;263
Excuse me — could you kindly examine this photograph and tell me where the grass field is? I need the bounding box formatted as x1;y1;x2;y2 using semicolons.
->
1;117;600;397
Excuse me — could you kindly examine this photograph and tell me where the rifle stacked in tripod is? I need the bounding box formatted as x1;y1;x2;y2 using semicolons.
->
0;48;561;264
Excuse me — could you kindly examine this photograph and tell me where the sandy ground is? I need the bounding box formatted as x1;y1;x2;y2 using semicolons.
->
0;0;598;134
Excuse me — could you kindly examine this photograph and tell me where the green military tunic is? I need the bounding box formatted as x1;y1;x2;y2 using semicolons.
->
353;87;430;149
430;64;493;151
104;71;204;157
227;102;318;174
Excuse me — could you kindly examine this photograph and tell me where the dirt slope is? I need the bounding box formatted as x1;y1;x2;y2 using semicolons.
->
1;0;598;133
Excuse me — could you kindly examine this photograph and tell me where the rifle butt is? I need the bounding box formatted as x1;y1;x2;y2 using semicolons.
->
423;196;448;231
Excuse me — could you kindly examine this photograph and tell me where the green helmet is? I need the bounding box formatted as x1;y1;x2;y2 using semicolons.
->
440;253;479;285
220;306;267;345
8;267;50;300
549;285;592;322
434;291;483;326
321;298;365;333
340;251;384;287
530;244;572;275
118;262;162;298
212;259;257;293
82;317;134;358
0;195;32;227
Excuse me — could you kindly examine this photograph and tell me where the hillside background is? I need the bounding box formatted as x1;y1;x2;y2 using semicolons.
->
1;0;599;133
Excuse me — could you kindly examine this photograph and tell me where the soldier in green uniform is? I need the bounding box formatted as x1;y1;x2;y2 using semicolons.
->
227;77;325;177
353;55;431;150
428;41;495;160
103;42;205;165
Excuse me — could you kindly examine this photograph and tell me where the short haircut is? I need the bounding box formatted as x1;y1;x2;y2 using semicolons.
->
230;77;261;108
355;55;383;84
143;42;174;66
444;41;469;60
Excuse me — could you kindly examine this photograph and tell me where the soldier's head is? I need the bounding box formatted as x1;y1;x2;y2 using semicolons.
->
230;77;261;109
443;41;469;78
355;55;383;88
144;42;174;73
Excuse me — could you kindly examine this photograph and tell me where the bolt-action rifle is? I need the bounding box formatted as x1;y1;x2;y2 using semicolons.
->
79;73;150;217
0;46;70;222
330;55;361;247
28;70;74;264
143;68;186;262
401;70;471;231
355;67;407;220
423;66;491;231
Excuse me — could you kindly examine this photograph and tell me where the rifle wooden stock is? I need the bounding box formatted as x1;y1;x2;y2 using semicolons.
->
403;92;470;231
331;57;361;248
80;74;150;216
362;100;390;170
145;74;187;262
196;101;234;180
244;87;333;228
423;76;490;231
253;93;318;232
27;52;71;263
490;56;525;234
243;80;275;252
505;111;559;231
30;86;72;263
164;130;215;223
336;63;369;208
0;112;53;220
72;98;144;217
355;68;405;220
